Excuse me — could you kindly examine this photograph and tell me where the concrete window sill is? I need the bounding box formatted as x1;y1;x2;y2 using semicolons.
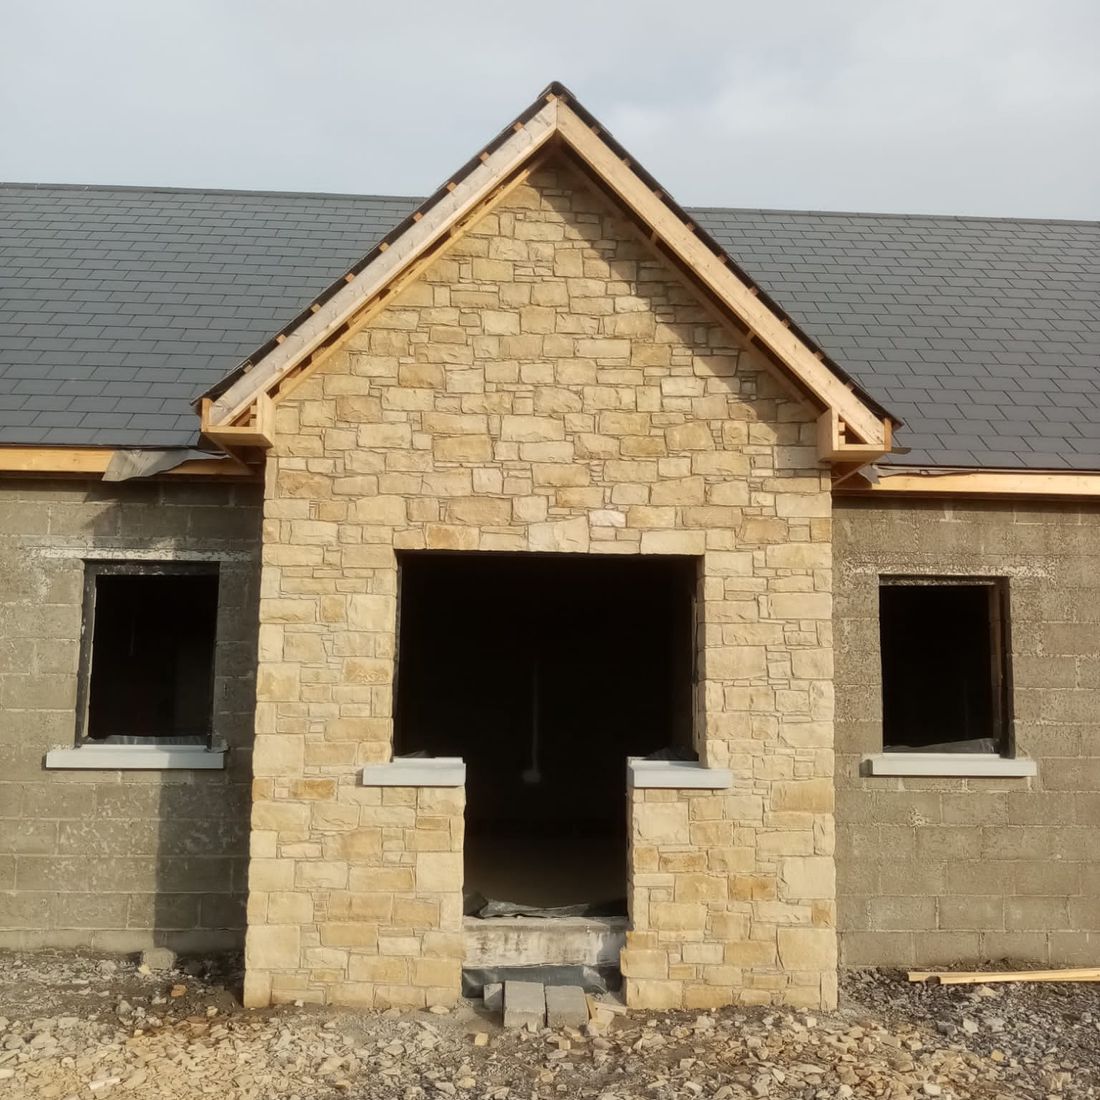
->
361;757;466;787
44;743;228;770
628;758;733;789
861;753;1037;778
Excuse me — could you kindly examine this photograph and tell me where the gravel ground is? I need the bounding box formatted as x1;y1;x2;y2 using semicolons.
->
0;951;1097;1099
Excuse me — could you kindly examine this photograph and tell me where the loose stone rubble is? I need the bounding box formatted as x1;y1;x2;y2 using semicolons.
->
0;952;1097;1099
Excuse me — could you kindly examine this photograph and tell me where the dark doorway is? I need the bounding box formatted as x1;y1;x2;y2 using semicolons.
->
394;551;697;910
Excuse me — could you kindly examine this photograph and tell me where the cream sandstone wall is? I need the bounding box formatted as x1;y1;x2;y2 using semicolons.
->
245;160;837;1009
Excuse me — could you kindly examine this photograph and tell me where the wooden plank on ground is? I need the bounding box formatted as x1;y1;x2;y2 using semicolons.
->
909;967;1100;985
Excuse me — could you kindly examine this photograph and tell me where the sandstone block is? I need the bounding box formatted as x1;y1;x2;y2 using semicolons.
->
246;925;300;971
639;530;706;555
619;948;668;979
411;957;460;989
348;956;408;983
415;851;463;893
528;516;590;553
665;423;713;451
651;902;706;931
780;856;836;900
777;927;837;971
320;922;379;948
768;592;832;621
252;800;310;833
633;802;690;844
625;979;682;1010
773;779;834;814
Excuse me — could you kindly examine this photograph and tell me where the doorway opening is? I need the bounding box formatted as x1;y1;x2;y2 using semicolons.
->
394;551;697;915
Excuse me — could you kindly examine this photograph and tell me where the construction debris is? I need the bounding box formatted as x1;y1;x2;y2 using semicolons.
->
586;993;628;1017
3;956;1100;1099
909;967;1100;986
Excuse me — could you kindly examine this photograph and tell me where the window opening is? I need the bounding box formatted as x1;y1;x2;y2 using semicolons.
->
878;577;1010;754
77;563;219;744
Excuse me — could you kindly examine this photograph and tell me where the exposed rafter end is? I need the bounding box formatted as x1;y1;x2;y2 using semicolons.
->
816;409;891;464
200;394;274;451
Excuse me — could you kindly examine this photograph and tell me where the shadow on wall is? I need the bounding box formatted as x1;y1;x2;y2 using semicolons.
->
0;477;261;958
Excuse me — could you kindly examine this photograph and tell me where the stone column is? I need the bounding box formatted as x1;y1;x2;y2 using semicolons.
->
622;759;837;1010
244;759;465;1008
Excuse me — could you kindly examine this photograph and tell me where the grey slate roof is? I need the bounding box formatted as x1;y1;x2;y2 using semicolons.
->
1;182;1097;467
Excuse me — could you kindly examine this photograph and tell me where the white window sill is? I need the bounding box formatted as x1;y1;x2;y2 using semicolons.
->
862;753;1037;778
361;757;465;787
45;743;228;770
628;758;733;789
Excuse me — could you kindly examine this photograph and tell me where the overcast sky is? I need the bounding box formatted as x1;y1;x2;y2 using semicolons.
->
2;0;1097;218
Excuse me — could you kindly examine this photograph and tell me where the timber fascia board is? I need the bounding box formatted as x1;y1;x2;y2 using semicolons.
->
0;446;255;480
836;466;1100;499
199;87;893;463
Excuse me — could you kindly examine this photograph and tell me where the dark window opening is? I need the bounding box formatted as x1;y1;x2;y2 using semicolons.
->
78;564;219;744
879;578;1010;754
394;551;698;912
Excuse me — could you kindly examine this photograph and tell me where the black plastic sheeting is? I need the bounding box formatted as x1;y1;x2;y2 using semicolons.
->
463;889;626;919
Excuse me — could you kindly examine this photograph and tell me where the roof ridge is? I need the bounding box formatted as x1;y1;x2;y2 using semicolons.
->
689;205;1100;228
2;181;1096;227
0;180;423;203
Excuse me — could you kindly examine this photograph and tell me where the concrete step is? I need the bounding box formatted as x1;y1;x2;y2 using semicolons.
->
463;915;627;968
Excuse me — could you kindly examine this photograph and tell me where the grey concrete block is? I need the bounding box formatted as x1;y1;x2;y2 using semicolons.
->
545;984;588;1029
483;982;502;1014
503;981;545;1030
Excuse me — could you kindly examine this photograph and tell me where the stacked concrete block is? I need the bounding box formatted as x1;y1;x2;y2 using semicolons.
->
834;499;1100;969
247;158;836;1008
0;478;263;952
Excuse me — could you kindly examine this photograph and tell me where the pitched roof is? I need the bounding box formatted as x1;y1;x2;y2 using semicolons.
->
1;182;1097;467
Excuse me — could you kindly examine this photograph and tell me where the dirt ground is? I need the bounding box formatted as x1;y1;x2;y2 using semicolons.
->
0;951;1097;1099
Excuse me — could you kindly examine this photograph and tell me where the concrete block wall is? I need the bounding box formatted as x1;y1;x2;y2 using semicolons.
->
247;158;838;1009
834;498;1100;966
0;478;262;952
